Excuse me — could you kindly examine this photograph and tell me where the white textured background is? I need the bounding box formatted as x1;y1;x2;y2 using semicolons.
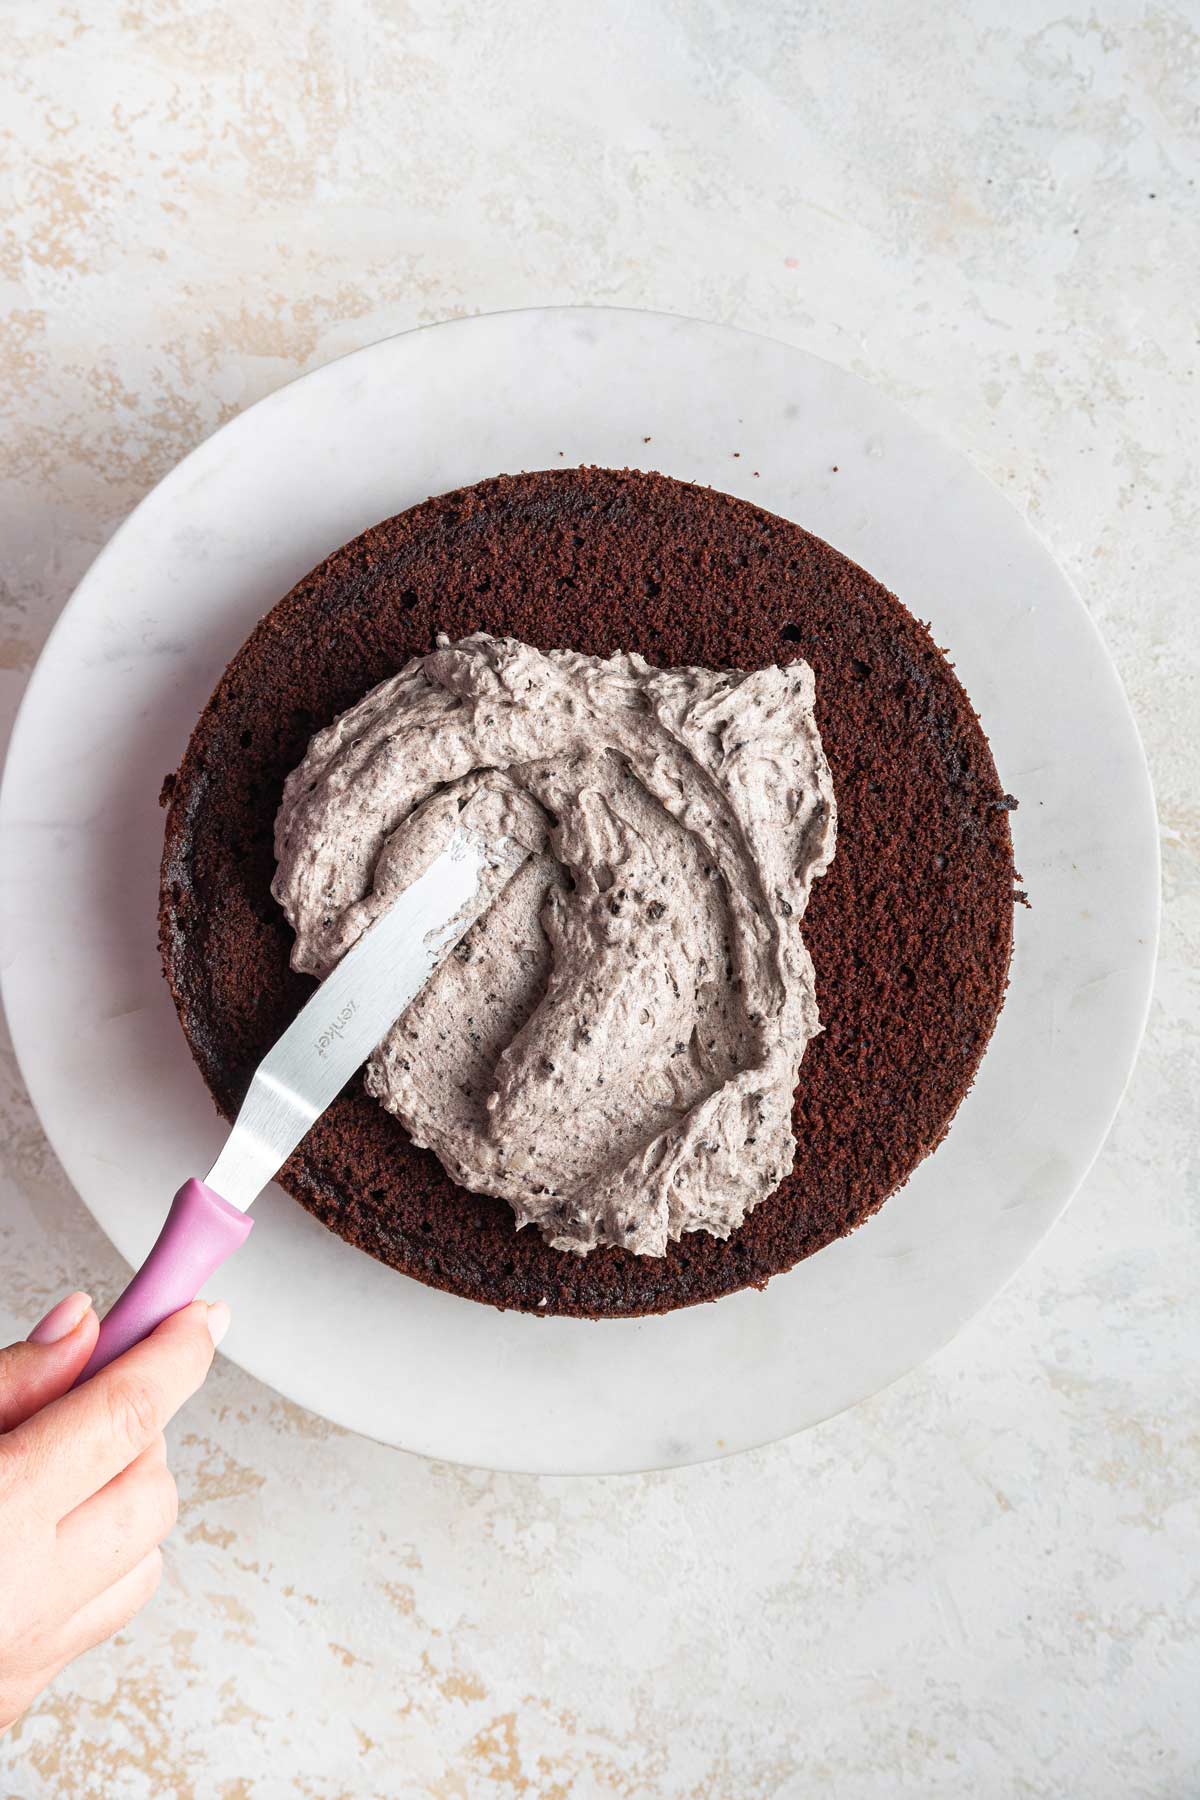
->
1;3;1197;1796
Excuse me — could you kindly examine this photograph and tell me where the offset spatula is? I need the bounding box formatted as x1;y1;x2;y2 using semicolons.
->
76;826;522;1385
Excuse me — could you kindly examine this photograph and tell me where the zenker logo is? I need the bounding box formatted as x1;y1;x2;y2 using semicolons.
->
315;999;358;1059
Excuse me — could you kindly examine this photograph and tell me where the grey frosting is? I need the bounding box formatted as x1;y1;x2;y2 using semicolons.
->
273;633;837;1256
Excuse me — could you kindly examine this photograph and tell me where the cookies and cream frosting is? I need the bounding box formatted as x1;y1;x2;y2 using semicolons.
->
273;633;836;1256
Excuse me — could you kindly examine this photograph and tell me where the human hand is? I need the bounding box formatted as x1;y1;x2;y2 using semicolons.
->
0;1291;229;1735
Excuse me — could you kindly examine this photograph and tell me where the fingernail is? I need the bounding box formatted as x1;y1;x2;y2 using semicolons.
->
28;1291;92;1345
206;1301;231;1348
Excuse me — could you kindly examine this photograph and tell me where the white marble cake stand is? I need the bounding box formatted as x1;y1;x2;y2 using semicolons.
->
0;309;1158;1474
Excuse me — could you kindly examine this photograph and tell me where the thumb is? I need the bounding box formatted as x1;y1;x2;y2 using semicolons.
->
0;1293;99;1431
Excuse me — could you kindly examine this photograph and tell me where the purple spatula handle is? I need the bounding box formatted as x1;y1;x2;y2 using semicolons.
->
74;1179;253;1385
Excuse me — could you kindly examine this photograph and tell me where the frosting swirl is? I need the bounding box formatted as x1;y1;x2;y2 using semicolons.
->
273;634;836;1256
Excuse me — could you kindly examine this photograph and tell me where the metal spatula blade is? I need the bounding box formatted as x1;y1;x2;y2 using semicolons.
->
207;826;520;1210
76;825;522;1383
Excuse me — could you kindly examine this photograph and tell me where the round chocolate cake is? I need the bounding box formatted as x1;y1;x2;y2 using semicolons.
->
159;468;1016;1318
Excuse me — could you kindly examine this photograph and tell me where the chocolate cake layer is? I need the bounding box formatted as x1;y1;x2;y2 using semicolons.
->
159;468;1016;1317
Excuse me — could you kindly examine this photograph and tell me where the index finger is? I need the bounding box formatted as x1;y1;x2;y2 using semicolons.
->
5;1300;221;1520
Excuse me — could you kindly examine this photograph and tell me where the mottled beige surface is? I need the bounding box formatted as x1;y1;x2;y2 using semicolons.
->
1;2;1197;1796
